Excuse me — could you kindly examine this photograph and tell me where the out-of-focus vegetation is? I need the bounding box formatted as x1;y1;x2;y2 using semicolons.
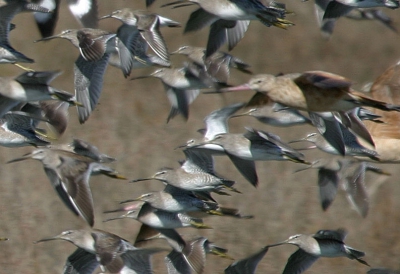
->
0;1;400;273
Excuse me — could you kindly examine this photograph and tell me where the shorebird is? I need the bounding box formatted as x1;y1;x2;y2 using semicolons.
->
296;158;389;216
105;202;212;229
0;0;50;69
172;45;252;83
132;149;239;194
293;130;379;160
192;127;309;187
107;23;169;78
0;70;79;118
119;185;251;218
360;60;400;163
165;236;232;274
132;64;225;122
268;228;369;274
100;8;181;65
232;102;312;127
323;0;399;20
134;224;232;273
0;109;50;147
162;0;293;56
35;28;116;123
368;268;400;274
120;185;220;214
216;71;400;113
32;0;98;38
7;147;125;226
182;102;245;150
224;246;269;274
313;0;397;37
49;138;116;163
35;228;163;274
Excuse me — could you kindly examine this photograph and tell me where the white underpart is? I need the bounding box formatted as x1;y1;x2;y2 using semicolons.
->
69;0;92;19
201;2;249;20
34;0;56;23
8;82;28;101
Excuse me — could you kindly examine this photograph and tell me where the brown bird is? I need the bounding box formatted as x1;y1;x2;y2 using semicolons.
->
35;228;163;274
7;147;125;226
217;71;400;113
361;60;400;163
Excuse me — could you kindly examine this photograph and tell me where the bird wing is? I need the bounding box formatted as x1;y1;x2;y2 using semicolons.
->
182;148;214;174
295;71;353;89
224;246;269;274
74;54;109;124
282;249;319;274
203;102;245;140
365;61;400;139
63;248;98;274
137;14;170;64
318;166;339;211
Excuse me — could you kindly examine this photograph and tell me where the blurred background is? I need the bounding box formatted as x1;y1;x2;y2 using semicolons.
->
1;1;400;273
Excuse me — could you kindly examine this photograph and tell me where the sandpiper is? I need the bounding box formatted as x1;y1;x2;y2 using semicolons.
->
368;268;400;274
7;147;125;226
268;228;369;273
313;0;397;37
163;0;293;56
172;45;252;83
121;185;219;214
323;0;399;20
193;127;309;186
296;158;389;216
0;109;50;147
35;28;116;123
49;138;116;163
0;70;79;118
100;8;181;65
232;103;312;127
165;236;233;274
131;64;223;122
216;71;400;113
105;202;212;229
35;228;162;274
33;0;99;38
182;102;245;150
108;24;170;78
224;246;269;274
294;131;378;160
0;0;50;68
132;149;239;194
134;224;232;273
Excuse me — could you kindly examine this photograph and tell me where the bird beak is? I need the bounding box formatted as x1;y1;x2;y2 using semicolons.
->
99;14;112;20
130;178;154;183
34;234;63;244
100;171;127;180
6;153;33;164
104;201;143;213
203;83;251;94
34;34;62;43
130;75;152;81
103;210;135;222
267;240;288;247
231;109;256;118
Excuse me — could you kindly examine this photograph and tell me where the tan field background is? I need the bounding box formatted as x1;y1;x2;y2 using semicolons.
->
1;1;400;273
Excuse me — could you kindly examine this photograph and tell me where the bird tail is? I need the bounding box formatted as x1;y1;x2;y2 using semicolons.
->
353;94;400;112
345;246;369;266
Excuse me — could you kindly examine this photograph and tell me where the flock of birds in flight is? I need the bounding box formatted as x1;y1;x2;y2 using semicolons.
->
0;0;400;273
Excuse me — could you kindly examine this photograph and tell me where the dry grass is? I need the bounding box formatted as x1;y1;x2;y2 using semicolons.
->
1;1;400;273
